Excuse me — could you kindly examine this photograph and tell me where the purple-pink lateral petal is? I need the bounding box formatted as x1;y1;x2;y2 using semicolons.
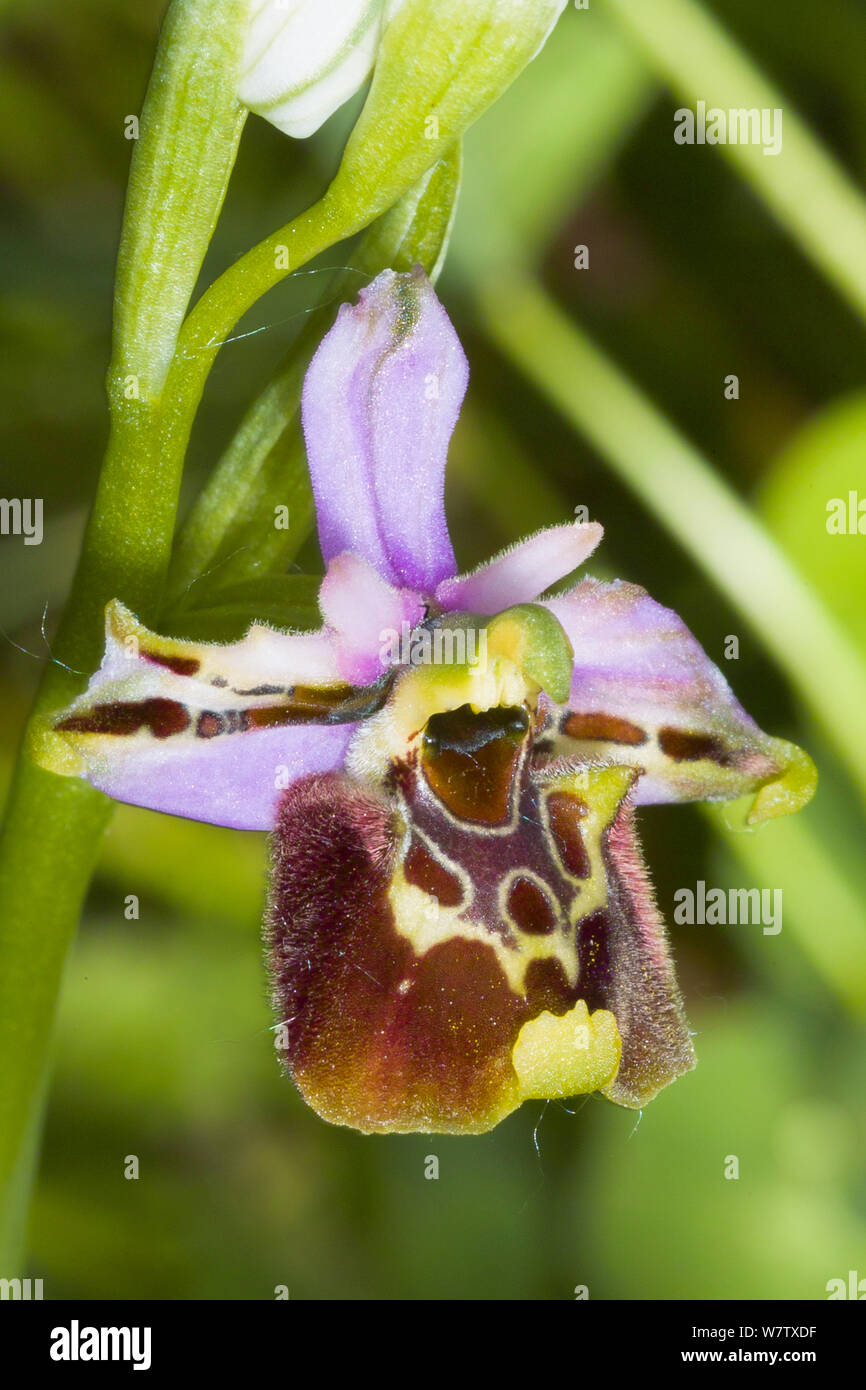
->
436;522;603;615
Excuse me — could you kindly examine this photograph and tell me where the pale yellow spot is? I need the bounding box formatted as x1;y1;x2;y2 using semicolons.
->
512;1002;621;1101
747;738;817;824
29;718;85;776
547;763;636;828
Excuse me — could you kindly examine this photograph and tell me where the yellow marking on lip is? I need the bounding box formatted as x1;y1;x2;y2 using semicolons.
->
387;871;573;996
513;1002;622;1100
346;655;532;784
383;763;640;996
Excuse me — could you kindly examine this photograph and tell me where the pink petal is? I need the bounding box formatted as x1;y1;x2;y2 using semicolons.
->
86;723;356;831
318;551;425;685
436;523;603;616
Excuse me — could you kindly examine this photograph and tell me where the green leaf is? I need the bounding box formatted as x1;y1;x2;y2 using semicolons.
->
454;2;653;270
352;139;462;284
601;0;866;327
162;575;321;643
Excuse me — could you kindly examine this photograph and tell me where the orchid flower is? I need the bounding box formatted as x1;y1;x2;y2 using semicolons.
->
41;269;815;1136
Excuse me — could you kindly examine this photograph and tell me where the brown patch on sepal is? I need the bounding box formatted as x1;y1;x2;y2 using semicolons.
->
141;649;200;677
563;712;648;746
658;727;733;765
57;698;190;739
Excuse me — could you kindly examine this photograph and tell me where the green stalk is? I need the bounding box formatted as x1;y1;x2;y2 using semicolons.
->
0;773;112;1267
0;0;249;1265
602;0;866;326
63;0;249;673
477;273;866;805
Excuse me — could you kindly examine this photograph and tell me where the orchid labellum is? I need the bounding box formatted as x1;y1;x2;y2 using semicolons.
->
42;269;815;1135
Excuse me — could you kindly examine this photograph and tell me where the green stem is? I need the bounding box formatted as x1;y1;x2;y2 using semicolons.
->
45;0;250;687
111;0;249;400
0;0;250;1265
478;273;866;804
0;771;112;1267
602;0;866;326
151;195;345;575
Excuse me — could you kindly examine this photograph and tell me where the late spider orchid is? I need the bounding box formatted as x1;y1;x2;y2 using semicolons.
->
41;269;815;1135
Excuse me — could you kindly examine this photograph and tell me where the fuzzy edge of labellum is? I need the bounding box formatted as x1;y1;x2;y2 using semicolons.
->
265;759;634;1136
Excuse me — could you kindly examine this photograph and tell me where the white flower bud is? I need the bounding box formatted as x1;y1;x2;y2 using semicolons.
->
238;0;406;139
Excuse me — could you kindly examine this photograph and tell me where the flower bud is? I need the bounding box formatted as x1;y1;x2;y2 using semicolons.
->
238;0;406;139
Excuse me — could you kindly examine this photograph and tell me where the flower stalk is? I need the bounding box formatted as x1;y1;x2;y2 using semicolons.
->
166;146;462;608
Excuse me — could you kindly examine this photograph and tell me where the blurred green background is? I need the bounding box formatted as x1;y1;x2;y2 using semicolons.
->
1;0;865;1298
